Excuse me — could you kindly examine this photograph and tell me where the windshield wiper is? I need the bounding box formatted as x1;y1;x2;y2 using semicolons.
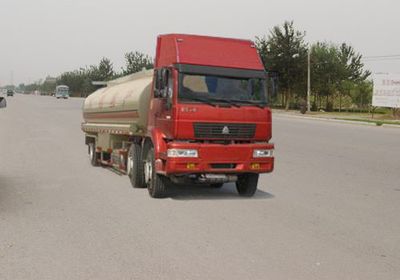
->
228;99;267;108
207;97;241;108
181;96;216;107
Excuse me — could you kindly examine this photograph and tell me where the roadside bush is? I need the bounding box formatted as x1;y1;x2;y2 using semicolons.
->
311;102;318;112
326;101;334;112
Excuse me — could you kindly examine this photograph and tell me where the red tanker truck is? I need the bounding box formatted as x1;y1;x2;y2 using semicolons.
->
82;34;276;198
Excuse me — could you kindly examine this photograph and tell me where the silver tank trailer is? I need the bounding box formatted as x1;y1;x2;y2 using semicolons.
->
82;70;153;136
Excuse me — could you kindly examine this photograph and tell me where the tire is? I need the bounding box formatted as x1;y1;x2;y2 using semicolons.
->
210;183;224;188
236;173;259;197
88;142;99;166
144;146;169;198
127;144;146;188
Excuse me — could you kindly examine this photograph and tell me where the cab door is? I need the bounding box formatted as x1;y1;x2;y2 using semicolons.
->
153;68;174;139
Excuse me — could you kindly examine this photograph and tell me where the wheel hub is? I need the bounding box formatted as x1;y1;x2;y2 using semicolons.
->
89;144;94;160
127;155;133;175
144;160;152;184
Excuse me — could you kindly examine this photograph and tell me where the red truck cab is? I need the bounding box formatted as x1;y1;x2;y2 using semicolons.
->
145;34;275;197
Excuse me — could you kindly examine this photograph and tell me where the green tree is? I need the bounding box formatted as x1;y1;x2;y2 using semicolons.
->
24;83;39;93
350;80;372;109
39;81;56;95
338;43;370;82
337;43;371;111
122;51;153;75
57;57;116;96
256;21;308;110
18;83;25;90
89;57;115;82
58;70;86;96
310;42;371;111
97;57;114;81
310;42;340;111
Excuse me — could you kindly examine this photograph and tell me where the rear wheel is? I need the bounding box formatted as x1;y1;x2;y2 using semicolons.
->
127;143;146;188
144;146;169;198
236;173;259;197
88;142;99;166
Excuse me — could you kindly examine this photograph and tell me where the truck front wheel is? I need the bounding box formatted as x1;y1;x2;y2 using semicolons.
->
236;173;259;197
144;146;169;198
127;144;146;188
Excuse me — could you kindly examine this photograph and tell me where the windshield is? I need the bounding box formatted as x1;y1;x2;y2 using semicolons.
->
179;74;267;105
57;88;69;94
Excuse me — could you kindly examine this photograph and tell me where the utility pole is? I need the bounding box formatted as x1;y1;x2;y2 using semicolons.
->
307;48;311;112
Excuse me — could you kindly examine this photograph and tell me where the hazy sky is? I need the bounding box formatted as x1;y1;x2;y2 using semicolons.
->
1;0;399;85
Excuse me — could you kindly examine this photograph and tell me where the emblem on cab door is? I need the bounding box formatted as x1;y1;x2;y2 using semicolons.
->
222;126;230;134
181;107;198;113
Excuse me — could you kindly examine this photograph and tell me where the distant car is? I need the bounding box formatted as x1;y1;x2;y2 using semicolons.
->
0;97;6;108
6;89;14;97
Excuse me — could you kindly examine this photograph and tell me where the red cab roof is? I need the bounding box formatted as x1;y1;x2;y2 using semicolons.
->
155;34;265;71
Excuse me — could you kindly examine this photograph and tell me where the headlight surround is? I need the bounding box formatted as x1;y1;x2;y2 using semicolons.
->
253;149;273;158
167;149;198;158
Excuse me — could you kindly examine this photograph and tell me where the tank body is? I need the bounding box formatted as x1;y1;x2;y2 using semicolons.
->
82;70;153;135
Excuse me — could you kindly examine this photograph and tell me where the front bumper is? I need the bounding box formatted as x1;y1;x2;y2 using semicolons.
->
159;142;274;175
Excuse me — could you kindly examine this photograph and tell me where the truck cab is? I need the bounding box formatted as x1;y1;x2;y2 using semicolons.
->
145;34;275;196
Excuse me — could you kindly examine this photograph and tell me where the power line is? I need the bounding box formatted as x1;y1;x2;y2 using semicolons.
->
363;54;400;59
362;54;400;62
363;57;400;62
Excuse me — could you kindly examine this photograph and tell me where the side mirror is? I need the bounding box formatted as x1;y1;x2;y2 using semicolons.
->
0;97;7;108
161;88;167;98
154;70;163;97
167;87;173;99
155;69;169;98
157;70;163;86
161;87;173;99
165;88;173;110
161;69;169;87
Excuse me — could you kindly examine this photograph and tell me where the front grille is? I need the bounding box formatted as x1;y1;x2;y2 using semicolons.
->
210;163;237;169
194;123;256;139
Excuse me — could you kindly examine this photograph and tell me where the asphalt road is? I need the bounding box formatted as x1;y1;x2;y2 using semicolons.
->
1;94;399;280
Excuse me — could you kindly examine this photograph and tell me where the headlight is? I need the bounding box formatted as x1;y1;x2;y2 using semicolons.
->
253;149;273;158
167;149;198;158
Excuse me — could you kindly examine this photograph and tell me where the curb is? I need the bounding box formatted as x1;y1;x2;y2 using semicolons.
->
382;124;400;128
273;113;400;128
